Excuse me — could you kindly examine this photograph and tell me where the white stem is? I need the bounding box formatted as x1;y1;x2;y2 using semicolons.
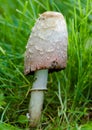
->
29;69;48;127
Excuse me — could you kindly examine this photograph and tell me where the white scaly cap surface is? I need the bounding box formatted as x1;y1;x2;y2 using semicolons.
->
24;11;68;75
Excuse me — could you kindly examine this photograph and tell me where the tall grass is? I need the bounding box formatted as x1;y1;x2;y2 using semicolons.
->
0;0;92;129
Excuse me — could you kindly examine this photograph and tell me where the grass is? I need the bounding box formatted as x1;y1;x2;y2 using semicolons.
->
0;0;92;129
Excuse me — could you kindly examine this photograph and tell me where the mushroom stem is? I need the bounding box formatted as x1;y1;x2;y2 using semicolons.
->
29;69;48;127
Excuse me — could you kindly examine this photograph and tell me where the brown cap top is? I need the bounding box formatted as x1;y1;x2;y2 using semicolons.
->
41;11;63;18
24;11;68;75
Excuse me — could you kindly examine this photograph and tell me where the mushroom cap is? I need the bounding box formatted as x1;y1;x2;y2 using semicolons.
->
24;11;68;75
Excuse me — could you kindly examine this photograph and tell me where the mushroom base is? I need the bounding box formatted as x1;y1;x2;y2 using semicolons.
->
29;91;44;127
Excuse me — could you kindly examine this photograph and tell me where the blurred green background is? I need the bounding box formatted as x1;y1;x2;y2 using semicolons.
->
0;0;92;129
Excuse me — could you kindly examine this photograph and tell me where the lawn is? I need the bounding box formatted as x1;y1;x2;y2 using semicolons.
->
0;0;92;130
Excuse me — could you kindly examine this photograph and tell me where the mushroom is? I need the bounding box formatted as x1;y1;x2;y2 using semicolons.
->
24;11;68;127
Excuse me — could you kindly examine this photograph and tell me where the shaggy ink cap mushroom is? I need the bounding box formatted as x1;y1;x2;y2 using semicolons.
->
24;11;68;127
